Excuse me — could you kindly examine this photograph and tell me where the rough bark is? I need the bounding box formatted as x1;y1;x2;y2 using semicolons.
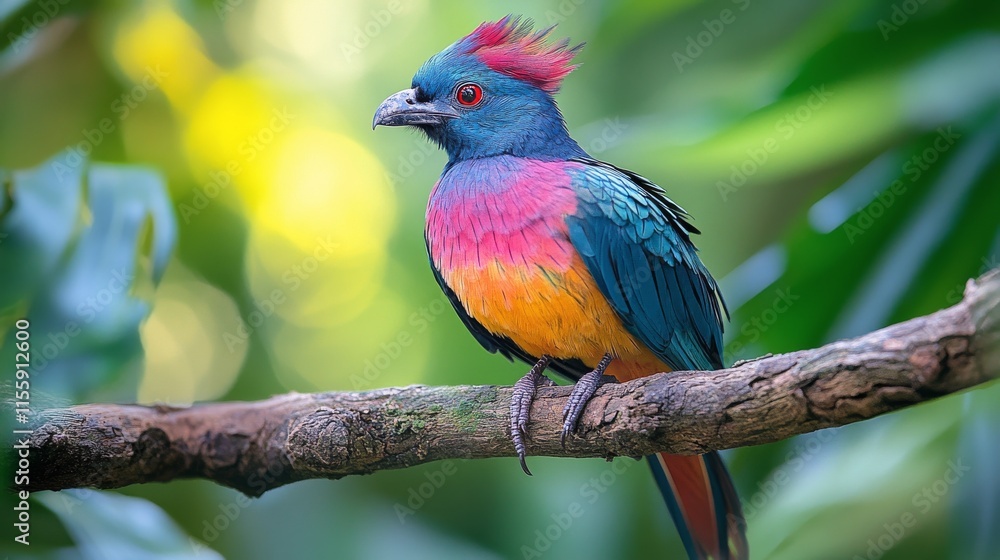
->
18;270;1000;497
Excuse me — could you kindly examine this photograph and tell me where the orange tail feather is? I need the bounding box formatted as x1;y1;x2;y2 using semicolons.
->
648;452;748;560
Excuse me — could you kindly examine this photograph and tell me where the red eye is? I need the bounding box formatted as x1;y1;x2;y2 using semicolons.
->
456;83;483;106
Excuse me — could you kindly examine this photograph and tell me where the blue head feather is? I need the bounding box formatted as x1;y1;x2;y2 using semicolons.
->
409;26;586;163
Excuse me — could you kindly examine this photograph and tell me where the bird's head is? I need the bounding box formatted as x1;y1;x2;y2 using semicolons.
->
373;16;585;162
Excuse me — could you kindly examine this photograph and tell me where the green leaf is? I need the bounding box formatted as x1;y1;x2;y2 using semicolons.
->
0;151;176;400
37;490;223;560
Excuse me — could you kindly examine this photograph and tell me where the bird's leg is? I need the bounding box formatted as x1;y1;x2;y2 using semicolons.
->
561;353;614;444
510;354;553;476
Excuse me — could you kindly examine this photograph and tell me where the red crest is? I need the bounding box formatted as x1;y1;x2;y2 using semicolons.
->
458;16;582;93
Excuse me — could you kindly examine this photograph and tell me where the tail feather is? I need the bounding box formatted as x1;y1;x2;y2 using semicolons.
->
705;452;749;560
647;452;748;560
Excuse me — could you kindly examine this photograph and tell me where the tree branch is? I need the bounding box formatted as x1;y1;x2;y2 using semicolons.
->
20;269;1000;497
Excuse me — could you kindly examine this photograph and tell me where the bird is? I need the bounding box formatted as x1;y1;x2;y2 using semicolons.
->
373;16;747;560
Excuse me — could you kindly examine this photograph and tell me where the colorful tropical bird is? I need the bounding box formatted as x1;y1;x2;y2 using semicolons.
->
374;17;747;560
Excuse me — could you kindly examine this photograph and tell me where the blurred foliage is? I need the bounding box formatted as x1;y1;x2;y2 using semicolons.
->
1;0;998;559
0;153;175;401
36;490;223;559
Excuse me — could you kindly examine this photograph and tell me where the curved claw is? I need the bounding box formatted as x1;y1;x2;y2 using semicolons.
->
511;386;534;475
560;354;614;446
519;455;533;476
509;355;551;476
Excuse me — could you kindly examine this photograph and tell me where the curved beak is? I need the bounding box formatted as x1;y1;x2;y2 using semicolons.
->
372;88;460;129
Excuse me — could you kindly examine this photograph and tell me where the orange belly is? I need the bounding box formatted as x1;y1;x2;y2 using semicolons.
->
442;256;670;379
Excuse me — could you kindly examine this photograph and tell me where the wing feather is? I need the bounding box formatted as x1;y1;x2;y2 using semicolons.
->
565;158;727;371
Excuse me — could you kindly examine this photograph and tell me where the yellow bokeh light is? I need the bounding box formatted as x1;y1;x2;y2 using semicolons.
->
184;73;290;177
244;225;387;328
256;127;395;254
240;127;397;330
255;0;353;63
112;3;218;113
138;262;248;405
249;0;429;83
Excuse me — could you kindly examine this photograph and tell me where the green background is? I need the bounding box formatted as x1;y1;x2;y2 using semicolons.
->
1;0;999;558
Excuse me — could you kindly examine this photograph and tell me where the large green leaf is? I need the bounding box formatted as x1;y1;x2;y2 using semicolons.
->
0;152;176;400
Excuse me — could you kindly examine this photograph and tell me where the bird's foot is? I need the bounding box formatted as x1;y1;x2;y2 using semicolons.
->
510;355;553;476
561;353;614;445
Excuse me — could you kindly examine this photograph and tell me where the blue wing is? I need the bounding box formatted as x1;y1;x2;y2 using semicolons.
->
565;158;728;371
